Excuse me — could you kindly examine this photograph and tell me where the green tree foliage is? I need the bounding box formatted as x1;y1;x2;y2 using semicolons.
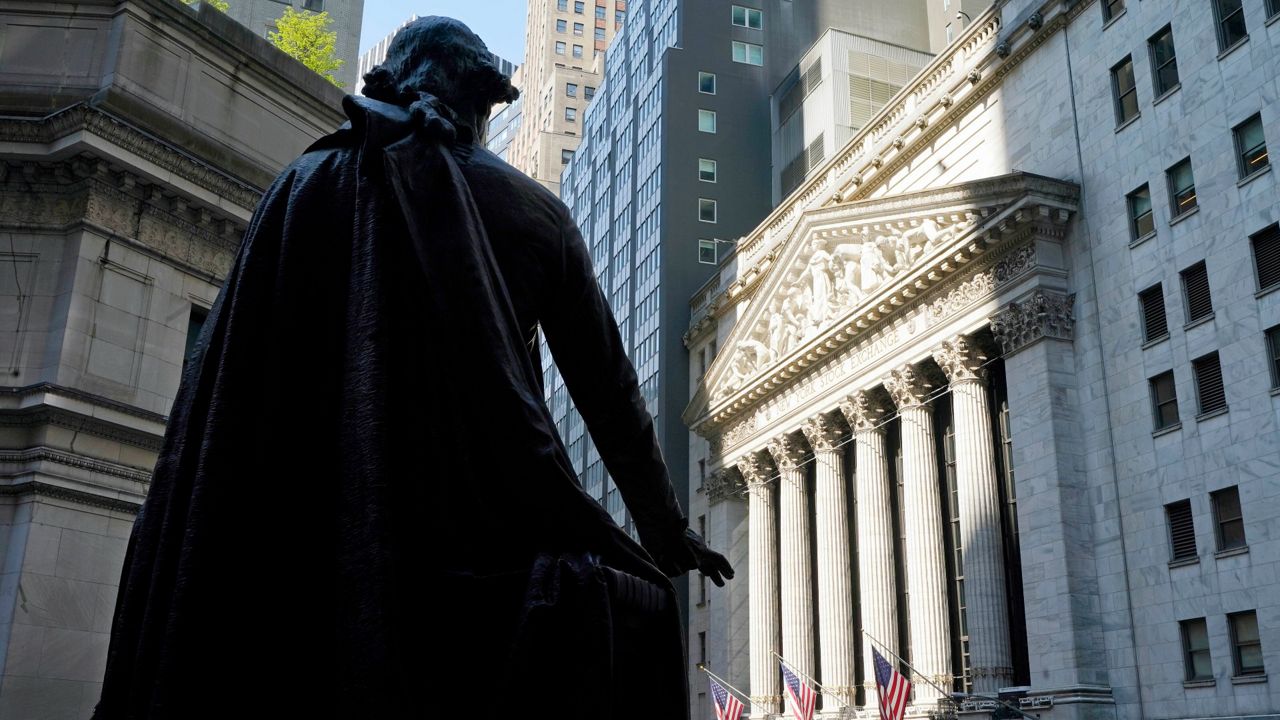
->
269;7;345;88
184;0;230;13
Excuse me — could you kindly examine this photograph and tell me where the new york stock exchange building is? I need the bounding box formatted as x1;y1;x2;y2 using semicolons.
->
683;2;1279;720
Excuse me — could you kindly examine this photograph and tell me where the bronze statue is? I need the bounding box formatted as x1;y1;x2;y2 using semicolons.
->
93;17;731;719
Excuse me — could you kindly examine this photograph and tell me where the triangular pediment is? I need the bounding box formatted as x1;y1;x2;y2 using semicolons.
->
686;172;1079;431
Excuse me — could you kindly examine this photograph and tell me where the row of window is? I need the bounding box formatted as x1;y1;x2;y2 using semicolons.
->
1138;262;1211;344
553;41;586;59
1124;116;1269;243
1147;349;1226;432
556;0;626;14
1165;486;1246;564
564;83;596;100
1179;611;1263;682
1102;0;1279;53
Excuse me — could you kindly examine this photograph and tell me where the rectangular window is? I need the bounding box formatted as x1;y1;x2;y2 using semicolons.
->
1103;0;1124;21
584;86;595;100
698;198;717;223
1167;157;1197;216
557;0;567;9
573;21;583;35
1139;284;1168;342
1234;114;1269;179
1270;0;1280;20
1229;611;1264;676
698;71;717;94
698;109;717;133
595;27;605;41
1253;224;1280;291
566;82;578;97
1166;499;1196;562
565;107;577;122
698;158;717;182
731;5;762;29
1148;26;1179;96
1213;0;1248;51
1181;618;1213;681
595;4;605;19
1192;352;1227;416
1127;184;1154;239
556;18;567;32
1111;56;1138;125
1150;370;1179;430
1267;325;1280;388
555;41;566;55
732;41;764;66
698;239;717;265
1211;486;1246;551
572;44;583;58
574;0;584;13
616;9;624;24
1181;262;1213;323
561;149;575;165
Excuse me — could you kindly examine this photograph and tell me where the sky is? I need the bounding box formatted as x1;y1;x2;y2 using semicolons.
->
358;1;529;65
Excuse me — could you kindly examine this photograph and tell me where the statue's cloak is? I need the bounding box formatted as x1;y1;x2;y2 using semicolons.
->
93;96;688;719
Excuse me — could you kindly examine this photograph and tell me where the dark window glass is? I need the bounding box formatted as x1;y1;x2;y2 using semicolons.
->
698;239;717;265
1181;262;1213;322
566;82;578;97
1251;224;1280;291
1212;486;1246;551
1181;618;1213;681
1148;26;1179;96
1139;284;1168;341
698;198;717;223
557;0;567;10
1192;352;1227;415
1128;184;1154;239
1270;0;1280;20
1150;371;1179;430
1213;0;1248;50
595;4;605;19
1229;611;1264;675
556;18;566;32
1112;57;1139;125
1267;325;1280;388
564;106;576;122
595;27;605;41
698;158;717;182
584;86;595;100
698;71;716;94
1103;0;1124;21
560;148;574;165
302;0;322;10
1166;499;1197;561
574;0;584;13
1234;114;1268;179
1167;158;1197;216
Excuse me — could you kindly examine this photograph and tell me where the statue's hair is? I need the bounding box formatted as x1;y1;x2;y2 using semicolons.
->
361;16;519;112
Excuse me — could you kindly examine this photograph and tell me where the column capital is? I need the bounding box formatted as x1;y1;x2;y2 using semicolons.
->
766;433;807;472
933;335;987;383
839;389;889;433
989;289;1075;355
800;412;844;452
736;451;775;492
705;468;747;503
884;363;933;409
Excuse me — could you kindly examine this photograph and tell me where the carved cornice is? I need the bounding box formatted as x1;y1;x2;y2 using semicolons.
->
0;407;163;452
0;383;168;424
766;433;807;472
0;447;153;484
933;335;987;383
800;412;844;452
884;364;933;409
989;290;1075;354
705;468;747;504
0;480;143;513
838;390;889;433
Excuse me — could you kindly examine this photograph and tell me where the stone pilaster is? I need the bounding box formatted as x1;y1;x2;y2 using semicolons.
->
767;433;816;683
838;390;896;711
884;364;952;704
934;336;1013;692
801;412;856;711
738;452;782;716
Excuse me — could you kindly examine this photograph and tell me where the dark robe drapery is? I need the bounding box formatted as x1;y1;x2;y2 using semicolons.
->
93;95;690;719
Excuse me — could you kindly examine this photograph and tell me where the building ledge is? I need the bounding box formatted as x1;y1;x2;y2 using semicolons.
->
1238;164;1272;188
1182;679;1216;689
1214;545;1249;560
1168;556;1200;569
1184;313;1215;331
1129;230;1157;249
1142;334;1169;350
1168;206;1200;227
1152;423;1182;438
1217;36;1250;61
1115;113;1141;134
1101;8;1126;31
1152;84;1181;107
1231;673;1267;685
1256;282;1280;300
1195;407;1229;423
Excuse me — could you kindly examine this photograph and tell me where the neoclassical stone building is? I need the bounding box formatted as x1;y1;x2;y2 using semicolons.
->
684;1;1279;719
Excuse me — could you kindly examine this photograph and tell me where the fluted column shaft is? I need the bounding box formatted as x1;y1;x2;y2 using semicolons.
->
840;391;897;711
936;338;1012;692
740;454;782;716
886;365;952;704
802;415;857;711
768;434;816;684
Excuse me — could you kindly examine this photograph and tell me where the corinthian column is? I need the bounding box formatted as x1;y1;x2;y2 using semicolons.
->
738;452;781;716
884;364;952;704
934;336;1012;692
838;390;897;710
767;433;815;683
801;413;856;711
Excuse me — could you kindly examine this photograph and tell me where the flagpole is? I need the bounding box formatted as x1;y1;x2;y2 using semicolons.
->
698;664;752;706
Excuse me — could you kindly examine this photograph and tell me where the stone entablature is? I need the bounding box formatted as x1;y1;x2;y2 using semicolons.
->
686;173;1079;454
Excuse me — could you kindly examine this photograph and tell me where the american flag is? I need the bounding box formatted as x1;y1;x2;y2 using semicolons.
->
709;677;744;720
780;661;817;720
873;647;911;720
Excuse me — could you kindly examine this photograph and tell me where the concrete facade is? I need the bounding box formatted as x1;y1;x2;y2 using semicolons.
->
0;0;344;716
685;1;1280;720
222;0;364;91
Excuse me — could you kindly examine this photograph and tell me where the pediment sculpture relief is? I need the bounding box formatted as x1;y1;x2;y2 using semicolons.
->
718;214;973;398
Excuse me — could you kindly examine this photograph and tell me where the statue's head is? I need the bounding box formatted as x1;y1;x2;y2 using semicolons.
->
361;16;519;138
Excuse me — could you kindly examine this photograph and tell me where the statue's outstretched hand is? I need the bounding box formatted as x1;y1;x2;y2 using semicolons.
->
648;527;735;586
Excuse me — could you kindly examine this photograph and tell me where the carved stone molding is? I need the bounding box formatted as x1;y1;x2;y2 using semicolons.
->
0;447;152;485
0;480;142;513
884;363;933;409
706;468;747;503
766;433;807;472
736;451;775;492
989;290;1075;355
838;390;888;433
800;412;844;452
933;335;987;384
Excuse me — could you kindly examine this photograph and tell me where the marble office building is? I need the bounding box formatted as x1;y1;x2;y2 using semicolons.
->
684;1;1279;719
